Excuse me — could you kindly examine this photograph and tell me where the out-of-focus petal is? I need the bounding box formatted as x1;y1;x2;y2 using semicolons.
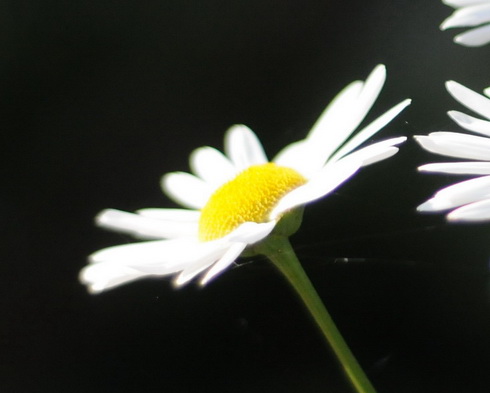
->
446;80;490;119
443;0;489;7
190;146;236;189
162;172;212;209
136;208;200;222
200;242;247;286
415;132;490;161
96;209;199;239
448;110;490;136
225;125;268;171
419;161;490;175
453;23;490;46
441;3;490;29
417;175;490;212
448;198;490;221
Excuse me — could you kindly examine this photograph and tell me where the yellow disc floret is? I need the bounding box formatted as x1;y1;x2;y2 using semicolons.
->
199;163;307;241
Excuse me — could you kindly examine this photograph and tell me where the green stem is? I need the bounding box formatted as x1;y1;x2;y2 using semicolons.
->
253;235;377;393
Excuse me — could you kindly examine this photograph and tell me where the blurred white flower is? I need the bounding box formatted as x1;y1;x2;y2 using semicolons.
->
416;80;490;221
80;65;410;294
441;0;490;46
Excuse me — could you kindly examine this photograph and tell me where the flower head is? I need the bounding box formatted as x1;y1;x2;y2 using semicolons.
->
441;0;490;46
81;65;410;293
416;80;490;221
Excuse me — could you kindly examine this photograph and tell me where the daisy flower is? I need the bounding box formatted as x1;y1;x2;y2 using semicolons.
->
81;64;410;294
441;0;490;46
416;80;490;221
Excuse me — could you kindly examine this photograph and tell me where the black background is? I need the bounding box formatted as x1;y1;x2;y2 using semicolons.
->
2;1;490;392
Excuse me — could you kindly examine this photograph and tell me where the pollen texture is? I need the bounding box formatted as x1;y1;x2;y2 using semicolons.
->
199;163;306;241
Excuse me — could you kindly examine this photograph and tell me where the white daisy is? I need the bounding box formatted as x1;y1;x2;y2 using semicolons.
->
441;0;490;46
416;80;490;221
80;64;410;294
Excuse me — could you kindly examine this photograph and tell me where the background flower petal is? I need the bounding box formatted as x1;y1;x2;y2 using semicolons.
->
419;161;490;174
448;198;490;220
446;80;490;119
415;132;490;160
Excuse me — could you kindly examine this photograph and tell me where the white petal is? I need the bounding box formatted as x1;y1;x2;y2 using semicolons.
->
329;100;410;164
419;161;490;174
200;242;247;286
417;175;490;211
443;0;490;7
441;4;490;29
174;221;275;286
333;137;406;167
305;80;364;161
415;132;490;160
96;209;199;239
224;221;276;243
273;139;323;178
446;81;490;120
90;238;211;267
307;65;387;163
173;258;217;287
224;125;268;171
83;237;234;293
136;208;200;222
189;146;235;188
484;87;490;97
328;97;410;163
161;172;212;209
270;159;360;218
453;23;490;46
448;198;490;221
448;110;490;136
80;262;148;294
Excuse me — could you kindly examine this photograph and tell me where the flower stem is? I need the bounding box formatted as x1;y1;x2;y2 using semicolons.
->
253;235;377;393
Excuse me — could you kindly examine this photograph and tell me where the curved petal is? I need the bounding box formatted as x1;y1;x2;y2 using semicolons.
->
305;80;364;156
447;81;490;119
83;238;234;292
453;23;490;46
415;132;490;160
306;65;387;163
417;175;490;212
189;146;235;189
448;198;490;221
441;3;490;29
332;136;406;167
270;159;360;219
161;172;212;209
448;110;490;136
273;139;323;178
90;238;216;267
200;242;247;286
328;99;410;163
136;208;200;222
419;161;490;175
225;125;268;171
80;261;149;294
224;221;276;244
96;209;199;239
443;1;489;7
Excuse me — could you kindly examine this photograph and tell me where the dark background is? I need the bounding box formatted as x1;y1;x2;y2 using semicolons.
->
2;1;490;392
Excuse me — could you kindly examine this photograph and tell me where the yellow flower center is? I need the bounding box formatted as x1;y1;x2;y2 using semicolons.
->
198;163;307;241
